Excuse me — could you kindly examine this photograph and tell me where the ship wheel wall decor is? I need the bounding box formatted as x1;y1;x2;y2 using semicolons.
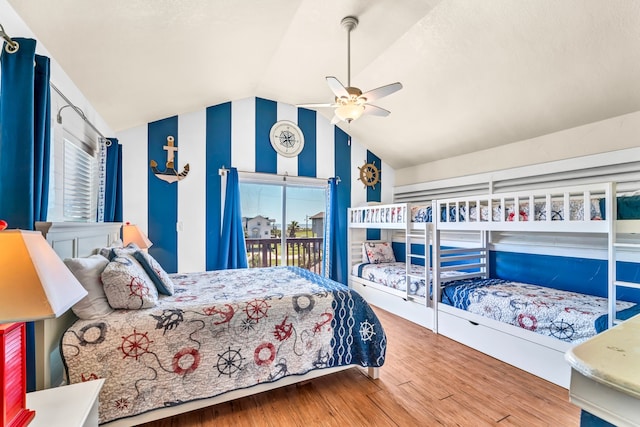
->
358;160;380;189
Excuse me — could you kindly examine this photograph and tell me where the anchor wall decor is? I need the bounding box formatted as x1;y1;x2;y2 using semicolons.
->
150;135;189;183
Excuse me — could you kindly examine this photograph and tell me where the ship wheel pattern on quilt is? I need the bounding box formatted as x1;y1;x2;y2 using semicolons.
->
550;319;575;341
245;298;270;322
359;320;376;342
216;346;245;377
119;329;154;361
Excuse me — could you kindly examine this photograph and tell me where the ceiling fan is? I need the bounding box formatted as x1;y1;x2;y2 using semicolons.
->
298;16;403;124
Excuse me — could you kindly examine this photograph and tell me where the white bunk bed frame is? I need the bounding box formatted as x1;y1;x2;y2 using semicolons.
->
433;181;640;388
348;203;433;329
34;222;377;426
348;182;640;388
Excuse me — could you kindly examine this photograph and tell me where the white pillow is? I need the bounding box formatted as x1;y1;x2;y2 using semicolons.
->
64;254;113;320
101;254;158;309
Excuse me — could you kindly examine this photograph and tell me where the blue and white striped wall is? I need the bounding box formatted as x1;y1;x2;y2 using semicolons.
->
118;97;394;274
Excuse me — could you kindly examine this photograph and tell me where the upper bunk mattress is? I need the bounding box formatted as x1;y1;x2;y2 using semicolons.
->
441;278;640;343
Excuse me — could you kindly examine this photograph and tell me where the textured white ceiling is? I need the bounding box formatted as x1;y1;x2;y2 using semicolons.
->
7;0;640;169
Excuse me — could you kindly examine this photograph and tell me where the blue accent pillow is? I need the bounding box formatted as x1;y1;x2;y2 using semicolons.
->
133;251;175;295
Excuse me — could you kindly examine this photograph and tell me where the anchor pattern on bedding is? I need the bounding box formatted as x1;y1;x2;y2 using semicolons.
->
61;266;386;424
441;278;636;343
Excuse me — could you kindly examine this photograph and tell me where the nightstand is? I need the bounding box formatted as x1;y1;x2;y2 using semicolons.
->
26;379;104;427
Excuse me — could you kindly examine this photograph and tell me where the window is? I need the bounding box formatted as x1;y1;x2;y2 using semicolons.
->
63;135;98;221
48;127;99;222
239;174;326;273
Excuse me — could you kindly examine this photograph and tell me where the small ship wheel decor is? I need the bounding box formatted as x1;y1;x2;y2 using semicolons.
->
358;160;380;189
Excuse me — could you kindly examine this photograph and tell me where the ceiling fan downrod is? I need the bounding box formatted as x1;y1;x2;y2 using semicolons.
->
341;16;358;88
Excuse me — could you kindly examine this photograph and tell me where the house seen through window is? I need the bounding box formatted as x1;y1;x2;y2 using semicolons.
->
240;180;325;273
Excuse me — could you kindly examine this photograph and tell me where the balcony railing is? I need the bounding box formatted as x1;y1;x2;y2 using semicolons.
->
245;237;323;274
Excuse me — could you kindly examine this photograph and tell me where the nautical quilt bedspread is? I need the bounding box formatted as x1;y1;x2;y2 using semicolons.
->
61;266;386;424
352;262;467;298
441;278;637;344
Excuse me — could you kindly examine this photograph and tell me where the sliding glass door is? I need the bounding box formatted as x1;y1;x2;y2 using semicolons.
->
240;179;325;273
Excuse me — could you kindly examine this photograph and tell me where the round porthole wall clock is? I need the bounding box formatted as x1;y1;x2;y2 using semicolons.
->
269;120;305;157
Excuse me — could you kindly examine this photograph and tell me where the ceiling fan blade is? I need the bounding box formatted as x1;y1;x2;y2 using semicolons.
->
297;103;336;108
363;104;391;117
330;114;342;125
326;76;349;98
360;82;403;102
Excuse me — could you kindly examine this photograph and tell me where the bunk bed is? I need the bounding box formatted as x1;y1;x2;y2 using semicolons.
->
430;182;640;388
348;182;640;388
348;203;472;329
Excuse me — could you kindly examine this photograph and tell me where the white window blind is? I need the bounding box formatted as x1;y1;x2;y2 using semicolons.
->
63;137;97;221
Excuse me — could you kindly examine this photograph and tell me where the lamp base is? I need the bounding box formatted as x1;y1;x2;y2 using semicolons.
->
1;323;35;427
7;409;35;427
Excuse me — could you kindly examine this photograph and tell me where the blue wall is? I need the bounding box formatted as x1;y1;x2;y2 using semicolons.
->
134;97;391;278
391;242;640;303
148;117;179;273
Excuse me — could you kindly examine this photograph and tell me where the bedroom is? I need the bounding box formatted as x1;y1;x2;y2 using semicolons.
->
1;1;639;426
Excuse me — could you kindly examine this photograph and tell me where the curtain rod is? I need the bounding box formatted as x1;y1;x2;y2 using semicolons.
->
0;23;19;53
0;22;112;145
218;167;340;183
50;82;112;145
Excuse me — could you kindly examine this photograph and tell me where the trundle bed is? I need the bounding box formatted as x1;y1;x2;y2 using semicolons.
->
348;182;640;388
34;222;386;426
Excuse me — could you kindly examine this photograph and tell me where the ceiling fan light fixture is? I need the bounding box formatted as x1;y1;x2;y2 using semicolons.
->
335;103;365;123
296;16;401;123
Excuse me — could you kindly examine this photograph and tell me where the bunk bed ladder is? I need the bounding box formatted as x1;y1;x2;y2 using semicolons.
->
405;219;429;308
608;182;640;328
432;209;441;333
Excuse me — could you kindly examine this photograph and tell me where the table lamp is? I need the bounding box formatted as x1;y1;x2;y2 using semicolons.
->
0;223;88;427
122;222;153;250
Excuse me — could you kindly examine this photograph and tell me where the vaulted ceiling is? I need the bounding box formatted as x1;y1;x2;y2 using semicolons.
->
7;0;640;169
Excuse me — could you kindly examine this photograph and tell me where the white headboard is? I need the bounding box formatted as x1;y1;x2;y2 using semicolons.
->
34;221;122;390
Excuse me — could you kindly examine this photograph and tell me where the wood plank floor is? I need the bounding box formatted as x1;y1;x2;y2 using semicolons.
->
139;306;580;426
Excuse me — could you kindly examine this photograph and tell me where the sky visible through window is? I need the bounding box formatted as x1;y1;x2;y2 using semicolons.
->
240;183;325;231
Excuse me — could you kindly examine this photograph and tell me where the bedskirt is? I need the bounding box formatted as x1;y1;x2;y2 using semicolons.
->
61;266;386;424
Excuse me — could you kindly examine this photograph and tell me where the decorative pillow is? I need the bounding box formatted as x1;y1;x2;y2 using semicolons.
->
107;242;140;261
363;242;396;264
101;254;158;309
133;250;175;295
64;254;113;319
96;239;124;260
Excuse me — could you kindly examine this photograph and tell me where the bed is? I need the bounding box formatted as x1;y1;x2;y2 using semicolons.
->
348;203;435;329
347;201;485;331
35;222;385;426
431;181;640;388
440;277;640;344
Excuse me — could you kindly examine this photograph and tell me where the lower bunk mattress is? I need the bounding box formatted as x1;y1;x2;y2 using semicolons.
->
352;262;466;298
61;266;386;425
441;278;640;343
